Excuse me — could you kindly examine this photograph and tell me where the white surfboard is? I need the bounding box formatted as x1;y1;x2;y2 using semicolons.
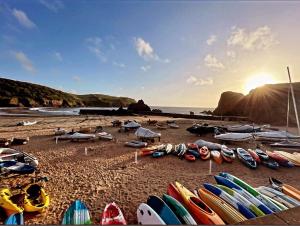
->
137;203;166;225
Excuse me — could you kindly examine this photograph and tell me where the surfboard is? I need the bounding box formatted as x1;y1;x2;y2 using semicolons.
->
5;213;24;225
147;195;181;225
137;203;166;225
62;200;92;225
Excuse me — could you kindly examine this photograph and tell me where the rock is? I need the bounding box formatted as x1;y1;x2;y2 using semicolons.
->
127;99;151;113
152;109;162;113
213;83;300;125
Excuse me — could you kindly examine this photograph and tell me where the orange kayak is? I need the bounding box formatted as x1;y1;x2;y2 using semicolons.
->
269;178;300;201
140;150;155;156
174;182;224;225
210;151;223;164
198;188;247;224
199;146;210;160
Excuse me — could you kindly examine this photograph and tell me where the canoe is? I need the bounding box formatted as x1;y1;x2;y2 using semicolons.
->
210;151;222;164
137;203;166;225
199;146;210;160
269;178;300;201
220;145;235;163
217;185;265;217
174;182;225;225
255;149;269;161
184;154;196;162
266;151;294;167
152;152;165;158
101;202;127;225
257;186;300;207
257;186;296;209
125;141;147;148
23;182;50;212
147;195;181;225
203;183;255;219
198;188;247;224
162;194;197;225
247;149;261;164
0;188;23;216
214;175;273;214
219;172;281;212
4;213;24;225
187;149;200;159
237;148;257;169
62;200;92;224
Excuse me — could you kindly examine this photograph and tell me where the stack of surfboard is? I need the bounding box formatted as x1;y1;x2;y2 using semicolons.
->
137;173;300;225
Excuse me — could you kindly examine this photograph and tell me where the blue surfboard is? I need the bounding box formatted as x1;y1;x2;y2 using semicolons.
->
62;200;92;224
203;183;256;219
214;175;273;215
5;213;24;225
147;195;181;225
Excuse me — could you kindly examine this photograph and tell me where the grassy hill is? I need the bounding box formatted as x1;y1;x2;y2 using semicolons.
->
0;77;136;107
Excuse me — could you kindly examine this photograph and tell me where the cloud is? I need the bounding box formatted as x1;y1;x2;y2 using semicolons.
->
113;61;125;68
54;51;63;61
204;54;225;69
227;26;278;50
72;76;81;82
86;37;106;62
206;35;217;45
12;51;36;73
186;76;213;86
134;37;159;60
226;50;236;58
39;0;64;13
12;9;36;29
141;65;151;72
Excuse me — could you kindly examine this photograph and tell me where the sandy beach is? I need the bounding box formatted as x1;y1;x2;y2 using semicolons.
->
0;115;299;224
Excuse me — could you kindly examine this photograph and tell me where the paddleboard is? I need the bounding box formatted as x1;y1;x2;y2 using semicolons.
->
62;200;92;224
137;203;166;225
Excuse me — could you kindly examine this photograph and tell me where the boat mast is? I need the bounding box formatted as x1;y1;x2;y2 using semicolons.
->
286;85;290;133
287;66;300;135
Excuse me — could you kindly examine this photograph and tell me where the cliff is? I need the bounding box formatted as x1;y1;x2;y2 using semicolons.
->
213;83;300;125
0;77;136;107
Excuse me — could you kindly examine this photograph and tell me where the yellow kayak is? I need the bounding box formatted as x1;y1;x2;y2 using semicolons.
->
198;188;247;224
0;188;23;216
23;183;50;212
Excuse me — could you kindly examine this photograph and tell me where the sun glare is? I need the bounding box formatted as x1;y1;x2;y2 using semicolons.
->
244;73;276;93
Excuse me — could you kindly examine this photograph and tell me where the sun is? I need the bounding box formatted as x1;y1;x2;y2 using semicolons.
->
244;73;276;93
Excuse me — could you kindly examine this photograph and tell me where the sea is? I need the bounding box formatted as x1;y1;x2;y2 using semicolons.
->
0;106;214;116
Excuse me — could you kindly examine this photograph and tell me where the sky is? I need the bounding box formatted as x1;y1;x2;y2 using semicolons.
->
1;0;300;108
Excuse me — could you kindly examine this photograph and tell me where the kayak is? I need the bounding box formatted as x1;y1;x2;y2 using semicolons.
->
194;139;222;150
187;143;198;150
220;145;235;163
101;202;127;225
203;183;255;219
247;149;261;164
214;133;253;142
162;194;197;225
167;183;184;203
198;188;247;224
237;148;257;169
23;182;50;212
261;160;280;170
269;178;300;201
219;172;282;212
62;200;92;224
210;151;222;164
255;149;269;161
137;203;166;225
147;195;181;225
152;152;165;158
266;151;294;167
4;213;24;225
217;185;265;217
125;141;147;148
184;154;196;162
174;144;187;157
273;151;300;166
174;182;225;225
187;149;200;159
0;188;23;216
214;175;273;214
199;146;210;160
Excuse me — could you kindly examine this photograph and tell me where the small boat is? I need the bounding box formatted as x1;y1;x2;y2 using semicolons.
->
4;213;24;225
135;127;161;140
0;161;36;175
152;151;165;158
269;178;300;201
210;150;223;164
237;148;257;169
255;149;269;161
0;188;23;216
167;183;184;203
140;150;155;156
184;154;196;162
11;137;29;146
261;160;280;170
195;139;222;150
101;202;127;225
187;149;200;159
97;132;113;141
123;121;141;129
254;131;300;141
125;141;147;148
273;151;300;166
174;144;187;157
187;143;198;150
186;124;216;135
220;145;235;163
247;149;261;164
0;148;38;167
270;140;300;149
199;146;210;160
266;151;294;167
62;200;91;224
227;124;260;133
214;133;253;142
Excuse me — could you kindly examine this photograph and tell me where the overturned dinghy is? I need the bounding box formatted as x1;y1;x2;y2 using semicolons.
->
254;131;300;141
125;140;147;148
215;133;253;142
123;121;141;129
135;127;161;140
227;125;260;133
97;132;113;141
57;132;96;141
194;139;222;150
186;124;216;135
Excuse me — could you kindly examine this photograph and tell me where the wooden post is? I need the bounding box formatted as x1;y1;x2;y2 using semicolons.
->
209;159;212;175
85;147;88;156
135;151;138;164
55;137;58;144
